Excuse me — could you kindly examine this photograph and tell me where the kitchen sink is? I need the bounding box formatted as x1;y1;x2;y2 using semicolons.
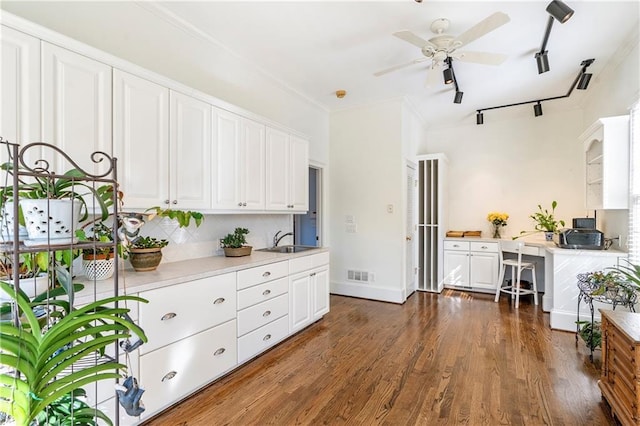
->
257;245;319;253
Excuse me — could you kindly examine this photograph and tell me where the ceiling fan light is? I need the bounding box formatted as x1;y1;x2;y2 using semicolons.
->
454;91;463;104
476;111;484;125
443;67;454;85
534;102;543;117
535;51;550;74
577;72;592;90
546;0;574;23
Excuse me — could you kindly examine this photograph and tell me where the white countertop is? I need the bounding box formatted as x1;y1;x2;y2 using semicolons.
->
75;247;329;304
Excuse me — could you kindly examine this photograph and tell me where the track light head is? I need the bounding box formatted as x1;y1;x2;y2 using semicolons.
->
454;91;463;104
546;0;574;23
443;67;454;85
476;111;484;125
534;102;543;117
535;51;550;74
577;73;592;90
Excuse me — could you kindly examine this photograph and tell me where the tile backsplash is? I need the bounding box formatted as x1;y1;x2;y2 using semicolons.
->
139;214;294;263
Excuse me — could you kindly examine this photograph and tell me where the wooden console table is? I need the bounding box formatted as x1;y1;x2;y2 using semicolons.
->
599;310;640;425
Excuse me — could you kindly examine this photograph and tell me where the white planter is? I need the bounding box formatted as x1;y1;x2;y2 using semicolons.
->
83;256;115;281
0;273;49;302
20;199;81;245
0;201;28;242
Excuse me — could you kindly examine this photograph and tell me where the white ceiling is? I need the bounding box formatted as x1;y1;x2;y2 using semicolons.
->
3;1;639;127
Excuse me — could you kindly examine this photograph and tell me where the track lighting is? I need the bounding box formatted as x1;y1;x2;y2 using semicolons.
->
476;111;484;125
454;91;463;104
535;51;550;74
577;73;592;90
546;0;574;23
534;102;543;117
443;67;454;85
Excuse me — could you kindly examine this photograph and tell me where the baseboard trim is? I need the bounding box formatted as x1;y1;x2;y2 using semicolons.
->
551;309;592;332
330;281;404;304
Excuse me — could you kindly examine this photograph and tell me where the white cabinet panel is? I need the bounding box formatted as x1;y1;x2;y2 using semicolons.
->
237;261;288;290
113;69;169;208
241;118;266;209
313;267;330;319
289;135;309;211
443;250;470;287
42;42;112;173
289;271;312;333
470;251;500;290
265;127;309;212
237;293;288;336
237;276;288;310
237;315;289;364
443;239;499;290
0;25;40;158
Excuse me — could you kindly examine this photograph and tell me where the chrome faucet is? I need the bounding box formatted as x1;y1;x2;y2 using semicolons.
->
273;230;293;247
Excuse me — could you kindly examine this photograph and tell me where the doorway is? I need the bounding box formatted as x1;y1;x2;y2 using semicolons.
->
294;166;322;247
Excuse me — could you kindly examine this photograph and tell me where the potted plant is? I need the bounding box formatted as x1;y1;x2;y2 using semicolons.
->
126;236;169;272
524;200;566;241
221;227;252;257
76;221;118;280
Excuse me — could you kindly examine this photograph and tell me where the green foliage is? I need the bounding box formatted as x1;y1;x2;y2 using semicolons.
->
529;200;566;233
145;207;204;228
130;236;169;249
221;228;249;249
0;280;148;426
576;320;602;349
33;388;112;426
612;259;640;291
76;221;117;258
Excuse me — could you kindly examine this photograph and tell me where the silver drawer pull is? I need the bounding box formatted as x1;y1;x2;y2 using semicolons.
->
161;371;177;382
262;289;271;296
263;334;271;341
481;246;488;249
161;312;177;321
263;310;271;317
310;272;316;277
262;271;271;278
214;348;226;356
453;244;459;247
213;297;225;305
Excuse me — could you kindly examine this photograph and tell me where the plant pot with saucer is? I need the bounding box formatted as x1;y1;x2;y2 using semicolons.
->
221;227;252;257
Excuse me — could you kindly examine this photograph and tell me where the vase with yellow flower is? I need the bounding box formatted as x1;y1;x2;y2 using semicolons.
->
487;212;509;239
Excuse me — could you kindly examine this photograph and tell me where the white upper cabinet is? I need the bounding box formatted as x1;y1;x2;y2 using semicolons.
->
212;109;265;210
42;42;112;174
169;91;212;210
113;69;169;209
0;25;41;161
581;115;630;210
265;127;309;212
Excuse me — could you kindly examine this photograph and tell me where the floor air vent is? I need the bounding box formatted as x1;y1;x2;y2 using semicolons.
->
347;270;373;282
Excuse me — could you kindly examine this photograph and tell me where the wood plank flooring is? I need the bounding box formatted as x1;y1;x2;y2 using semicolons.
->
142;290;615;425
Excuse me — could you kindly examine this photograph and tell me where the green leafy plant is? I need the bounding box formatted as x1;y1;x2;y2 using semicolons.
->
576;320;602;350
0;280;148;426
145;207;204;228
33;388;112;426
221;228;250;249
529;200;565;232
130;236;169;250
611;259;640;291
76;221;117;259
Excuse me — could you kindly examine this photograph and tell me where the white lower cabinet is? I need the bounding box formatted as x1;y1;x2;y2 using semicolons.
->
289;252;330;333
238;315;289;364
139;319;237;418
443;240;499;290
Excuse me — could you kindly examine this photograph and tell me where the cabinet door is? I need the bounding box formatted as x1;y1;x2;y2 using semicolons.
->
113;69;169;208
470;252;499;290
289;135;309;212
241;118;266;210
0;25;40;163
265;127;290;210
289;271;312;332
443;251;469;287
170;91;212;210
312;266;330;319
42;42;112;174
211;107;241;209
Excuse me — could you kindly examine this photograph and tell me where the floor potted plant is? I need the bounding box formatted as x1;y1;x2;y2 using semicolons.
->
221;227;252;257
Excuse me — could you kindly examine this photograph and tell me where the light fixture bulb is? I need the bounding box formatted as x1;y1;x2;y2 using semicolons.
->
546;0;574;23
443;68;454;85
534;102;543;117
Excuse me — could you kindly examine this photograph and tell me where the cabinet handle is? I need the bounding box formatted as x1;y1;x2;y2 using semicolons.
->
161;312;177;321
164;199;170;205
243;202;247;206
310;272;316;277
238;202;243;207
262;271;271;278
262;289;271;296
213;297;225;305
161;371;177;382
263;334;272;341
172;200;177;205
453;244;459;248
481;246;488;249
263;310;271;317
213;348;226;356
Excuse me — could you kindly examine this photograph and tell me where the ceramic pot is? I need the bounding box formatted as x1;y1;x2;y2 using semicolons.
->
20;199;82;245
0;273;49;302
0;202;28;242
129;247;163;271
544;231;554;241
223;246;252;257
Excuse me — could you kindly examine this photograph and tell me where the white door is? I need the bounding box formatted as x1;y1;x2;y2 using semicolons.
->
113;69;169;209
443;251;470;287
170;91;211;210
289;272;312;332
405;163;417;299
312;267;330;319
289;135;309;211
0;25;41;163
265;127;290;210
240;118;266;210
211;107;241;210
470;252;500;290
42;42;112;174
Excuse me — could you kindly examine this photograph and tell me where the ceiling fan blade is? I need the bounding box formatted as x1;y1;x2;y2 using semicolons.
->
374;58;428;77
454;51;508;65
451;12;510;48
392;30;434;49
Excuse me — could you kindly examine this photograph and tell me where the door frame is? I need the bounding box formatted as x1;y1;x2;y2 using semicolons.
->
294;162;324;247
405;160;418;300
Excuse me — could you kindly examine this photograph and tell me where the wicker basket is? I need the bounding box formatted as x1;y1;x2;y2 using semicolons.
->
223;246;252;257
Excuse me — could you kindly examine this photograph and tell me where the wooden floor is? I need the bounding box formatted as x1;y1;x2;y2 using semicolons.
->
143;291;615;425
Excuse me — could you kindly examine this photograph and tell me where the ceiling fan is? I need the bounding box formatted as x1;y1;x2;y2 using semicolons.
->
374;12;511;87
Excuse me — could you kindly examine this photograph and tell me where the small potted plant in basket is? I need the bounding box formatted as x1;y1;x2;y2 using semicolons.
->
76;221;118;280
221;227;252;257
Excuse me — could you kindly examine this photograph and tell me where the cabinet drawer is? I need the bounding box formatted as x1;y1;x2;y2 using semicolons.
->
444;241;469;251
238;315;289;364
138;273;236;354
237;293;288;336
139;320;237;418
237;261;288;290
238;277;288;310
470;242;499;253
289;251;330;274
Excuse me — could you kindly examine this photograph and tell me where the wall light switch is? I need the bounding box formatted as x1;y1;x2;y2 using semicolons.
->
346;224;357;233
387;204;394;213
346;215;355;224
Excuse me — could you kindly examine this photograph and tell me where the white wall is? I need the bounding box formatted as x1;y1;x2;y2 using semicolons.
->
329;99;405;302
